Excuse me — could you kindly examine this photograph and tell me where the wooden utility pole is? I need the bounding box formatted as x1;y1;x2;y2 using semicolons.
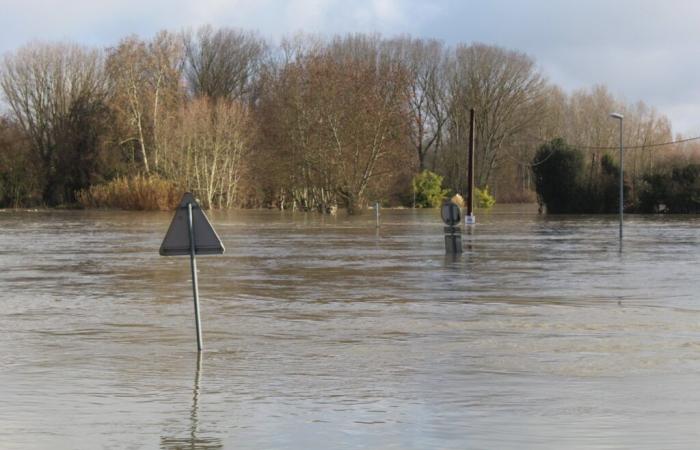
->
466;108;476;225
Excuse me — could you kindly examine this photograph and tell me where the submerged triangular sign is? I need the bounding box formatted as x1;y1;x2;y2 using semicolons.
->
159;193;225;256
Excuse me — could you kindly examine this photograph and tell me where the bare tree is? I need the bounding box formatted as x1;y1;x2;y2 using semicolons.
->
1;42;108;204
388;37;448;171
164;98;253;209
257;34;410;213
0;116;39;206
184;26;267;102
106;32;184;174
444;44;548;191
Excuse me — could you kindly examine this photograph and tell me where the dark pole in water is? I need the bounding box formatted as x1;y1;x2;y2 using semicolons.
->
187;202;203;352
466;108;476;225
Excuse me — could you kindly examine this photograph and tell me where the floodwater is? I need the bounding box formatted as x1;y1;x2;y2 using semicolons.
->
2;205;700;449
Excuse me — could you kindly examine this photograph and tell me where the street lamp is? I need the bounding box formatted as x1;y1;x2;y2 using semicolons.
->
610;112;624;244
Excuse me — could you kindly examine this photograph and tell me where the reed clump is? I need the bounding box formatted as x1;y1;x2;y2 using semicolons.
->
76;175;181;210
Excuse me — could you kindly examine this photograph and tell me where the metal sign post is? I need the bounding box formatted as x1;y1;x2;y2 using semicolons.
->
188;203;203;351
160;193;224;352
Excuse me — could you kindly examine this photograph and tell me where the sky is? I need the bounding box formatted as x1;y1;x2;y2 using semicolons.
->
2;0;700;135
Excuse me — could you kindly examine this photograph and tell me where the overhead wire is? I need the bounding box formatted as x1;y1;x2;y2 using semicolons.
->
501;133;700;168
571;135;700;151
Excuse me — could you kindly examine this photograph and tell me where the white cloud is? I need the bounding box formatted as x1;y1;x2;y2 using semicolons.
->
1;0;700;133
279;0;338;35
371;0;405;23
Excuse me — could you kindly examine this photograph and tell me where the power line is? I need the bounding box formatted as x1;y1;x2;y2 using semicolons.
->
572;135;700;151
502;134;700;168
520;133;700;151
499;145;556;168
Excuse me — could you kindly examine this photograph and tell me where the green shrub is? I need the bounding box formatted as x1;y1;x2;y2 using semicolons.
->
475;186;496;209
411;170;449;208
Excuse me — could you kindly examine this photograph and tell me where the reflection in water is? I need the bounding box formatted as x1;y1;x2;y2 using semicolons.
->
443;253;461;265
161;353;222;450
463;225;475;252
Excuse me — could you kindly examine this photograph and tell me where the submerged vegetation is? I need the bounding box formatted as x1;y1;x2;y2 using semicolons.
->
412;171;449;208
0;27;695;212
474;187;496;209
638;166;700;214
76;175;180;211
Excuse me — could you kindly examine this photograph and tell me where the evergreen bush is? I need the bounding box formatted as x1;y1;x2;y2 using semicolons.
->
411;170;449;208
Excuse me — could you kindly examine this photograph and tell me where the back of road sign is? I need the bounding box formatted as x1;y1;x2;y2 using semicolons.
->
441;202;461;226
159;193;225;256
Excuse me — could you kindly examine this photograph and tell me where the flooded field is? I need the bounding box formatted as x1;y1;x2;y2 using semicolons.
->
2;205;700;449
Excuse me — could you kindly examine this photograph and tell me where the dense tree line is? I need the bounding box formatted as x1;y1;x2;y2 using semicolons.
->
0;27;690;211
532;139;627;214
534;138;700;214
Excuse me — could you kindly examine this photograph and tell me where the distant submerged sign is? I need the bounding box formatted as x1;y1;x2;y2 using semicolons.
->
160;193;224;256
160;192;224;352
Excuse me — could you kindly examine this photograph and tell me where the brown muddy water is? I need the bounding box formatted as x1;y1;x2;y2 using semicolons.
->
2;205;700;449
